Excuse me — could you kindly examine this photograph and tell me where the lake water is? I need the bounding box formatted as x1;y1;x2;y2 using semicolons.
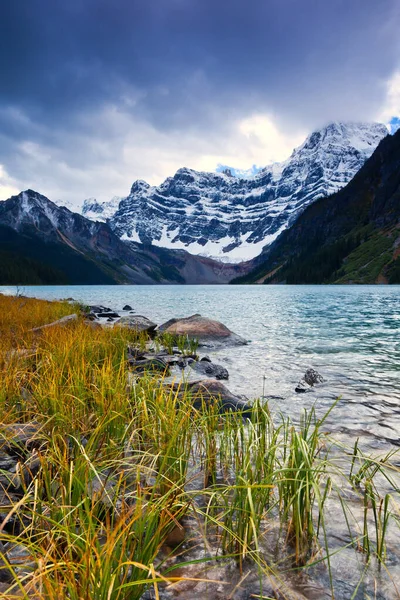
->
1;284;400;452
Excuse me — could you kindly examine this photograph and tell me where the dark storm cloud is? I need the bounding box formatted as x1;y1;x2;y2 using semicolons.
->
0;0;399;204
1;0;399;129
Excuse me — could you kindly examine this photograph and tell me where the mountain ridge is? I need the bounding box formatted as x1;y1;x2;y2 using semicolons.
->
79;121;388;262
0;190;248;284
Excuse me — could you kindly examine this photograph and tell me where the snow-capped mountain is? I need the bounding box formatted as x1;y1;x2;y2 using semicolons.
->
0;190;248;284
84;122;389;262
82;196;123;222
0;190;100;241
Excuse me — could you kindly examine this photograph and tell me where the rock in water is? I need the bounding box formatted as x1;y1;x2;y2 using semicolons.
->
190;360;229;380
116;315;157;335
295;368;324;393
185;379;251;415
160;315;247;347
295;380;309;394
122;304;133;311
200;355;212;362
304;368;324;386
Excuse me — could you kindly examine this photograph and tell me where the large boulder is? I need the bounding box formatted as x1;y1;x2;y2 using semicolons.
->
160;315;247;348
116;315;157;335
157;314;201;333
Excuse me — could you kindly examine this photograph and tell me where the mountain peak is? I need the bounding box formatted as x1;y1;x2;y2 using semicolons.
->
298;121;388;153
130;180;151;194
81;195;123;222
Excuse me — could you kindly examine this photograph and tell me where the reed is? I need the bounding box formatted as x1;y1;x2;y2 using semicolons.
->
155;331;199;357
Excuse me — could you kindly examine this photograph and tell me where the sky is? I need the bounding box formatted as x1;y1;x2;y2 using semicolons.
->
0;0;400;207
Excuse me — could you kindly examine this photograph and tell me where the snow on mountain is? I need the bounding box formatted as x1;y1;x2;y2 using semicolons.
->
58;199;78;212
87;122;390;262
81;196;123;222
0;190;99;240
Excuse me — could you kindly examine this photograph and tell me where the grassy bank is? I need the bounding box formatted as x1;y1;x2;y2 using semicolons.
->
0;294;399;599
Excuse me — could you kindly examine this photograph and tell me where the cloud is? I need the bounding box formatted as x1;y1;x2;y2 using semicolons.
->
0;165;19;200
378;71;400;128
0;105;306;205
0;0;399;206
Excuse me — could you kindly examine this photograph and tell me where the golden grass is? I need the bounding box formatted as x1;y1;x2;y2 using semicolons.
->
0;293;77;351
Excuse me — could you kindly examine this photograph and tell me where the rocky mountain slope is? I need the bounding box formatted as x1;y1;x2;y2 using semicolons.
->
82;122;388;262
233;128;400;284
0;191;247;284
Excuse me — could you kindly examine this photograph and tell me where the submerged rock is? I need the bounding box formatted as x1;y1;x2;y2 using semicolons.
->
294;380;309;394
160;315;247;348
295;368;324;393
